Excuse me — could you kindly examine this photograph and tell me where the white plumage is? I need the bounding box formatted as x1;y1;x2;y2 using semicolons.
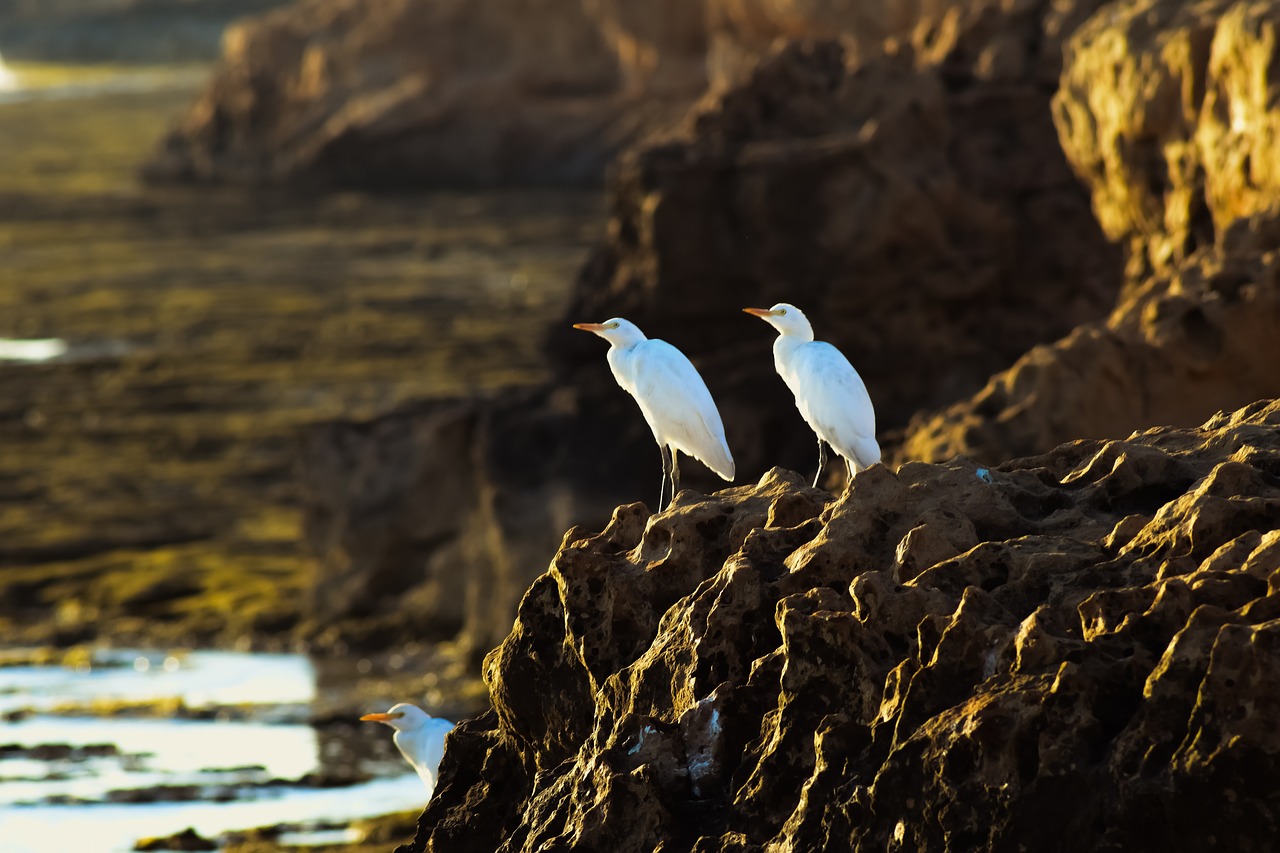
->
573;317;735;509
361;703;454;797
744;302;880;487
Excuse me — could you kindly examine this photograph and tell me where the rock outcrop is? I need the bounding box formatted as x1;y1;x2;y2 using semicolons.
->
1053;0;1280;279
902;0;1280;464
146;0;1117;189
405;400;1280;851
551;30;1120;431
0;0;286;63
301;381;663;656
301;0;1124;653
902;209;1280;464
143;0;695;187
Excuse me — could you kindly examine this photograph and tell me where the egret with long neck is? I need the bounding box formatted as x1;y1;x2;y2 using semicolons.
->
743;302;880;488
573;317;735;510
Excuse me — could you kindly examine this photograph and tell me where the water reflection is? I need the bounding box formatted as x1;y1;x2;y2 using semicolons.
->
0;650;314;715
0;338;68;362
0;60;209;105
0;649;429;853
0;52;17;91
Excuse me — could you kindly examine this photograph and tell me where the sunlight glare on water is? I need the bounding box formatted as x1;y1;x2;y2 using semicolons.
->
0;60;209;105
0;650;427;853
0;52;17;91
0;650;315;715
0;338;68;363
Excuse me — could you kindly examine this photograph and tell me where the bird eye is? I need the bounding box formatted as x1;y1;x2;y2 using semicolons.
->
778;309;787;315
609;322;620;328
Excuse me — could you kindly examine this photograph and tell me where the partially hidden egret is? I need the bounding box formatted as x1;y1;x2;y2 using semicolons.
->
361;703;454;796
573;318;735;510
743;303;880;487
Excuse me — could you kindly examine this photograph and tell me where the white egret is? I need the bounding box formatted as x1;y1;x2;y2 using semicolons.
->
573;318;735;510
361;703;454;796
743;303;880;487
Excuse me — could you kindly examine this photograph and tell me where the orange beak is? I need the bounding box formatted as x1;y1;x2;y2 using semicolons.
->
360;711;405;723
743;307;779;318
572;322;610;332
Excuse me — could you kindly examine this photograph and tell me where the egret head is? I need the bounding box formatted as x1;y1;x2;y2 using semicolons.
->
361;702;431;732
743;303;813;340
572;317;648;347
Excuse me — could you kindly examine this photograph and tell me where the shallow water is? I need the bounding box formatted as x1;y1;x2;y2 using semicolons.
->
0;62;599;645
0;649;429;852
0;60;208;104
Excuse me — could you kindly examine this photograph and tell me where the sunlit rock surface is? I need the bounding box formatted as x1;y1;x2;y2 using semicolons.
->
902;211;1280;464
1053;0;1280;279
406;401;1280;851
550;33;1120;432
902;0;1280;464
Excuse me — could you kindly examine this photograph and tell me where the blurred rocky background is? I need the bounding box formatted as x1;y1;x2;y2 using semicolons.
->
3;0;1279;678
0;0;287;62
3;0;1279;848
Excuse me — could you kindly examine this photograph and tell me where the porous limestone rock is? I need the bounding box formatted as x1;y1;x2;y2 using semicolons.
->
405;399;1280;851
1054;0;1280;278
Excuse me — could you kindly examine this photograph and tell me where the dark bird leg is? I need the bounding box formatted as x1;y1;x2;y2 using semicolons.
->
843;455;855;493
670;450;681;507
659;444;671;511
813;439;828;489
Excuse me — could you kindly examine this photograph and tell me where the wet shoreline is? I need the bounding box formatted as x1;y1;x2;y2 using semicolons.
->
0;64;568;851
0;66;602;656
0;645;483;851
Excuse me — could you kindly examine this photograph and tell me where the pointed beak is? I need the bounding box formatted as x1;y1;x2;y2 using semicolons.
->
360;712;405;723
572;322;610;332
743;307;777;318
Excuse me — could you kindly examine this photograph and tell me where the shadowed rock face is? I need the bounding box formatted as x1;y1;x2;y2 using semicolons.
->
901;210;1280;464
299;1;1125;659
0;0;287;63
143;0;688;187
550;35;1120;431
145;0;1115;189
404;400;1280;852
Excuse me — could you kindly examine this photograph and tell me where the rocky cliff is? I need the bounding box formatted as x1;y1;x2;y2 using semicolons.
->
404;400;1280;851
300;0;1128;655
143;0;695;186
901;0;1280;464
145;0;1114;188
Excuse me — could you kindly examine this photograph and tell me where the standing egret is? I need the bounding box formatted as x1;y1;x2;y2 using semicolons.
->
743;303;880;488
361;703;454;796
573;318;735;510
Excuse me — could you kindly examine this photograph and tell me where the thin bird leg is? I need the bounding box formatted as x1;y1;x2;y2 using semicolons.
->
813;439;828;489
670;449;681;506
843;455;855;493
665;440;675;507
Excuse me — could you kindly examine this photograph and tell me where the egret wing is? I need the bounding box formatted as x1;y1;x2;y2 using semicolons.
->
629;340;735;480
792;342;879;467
